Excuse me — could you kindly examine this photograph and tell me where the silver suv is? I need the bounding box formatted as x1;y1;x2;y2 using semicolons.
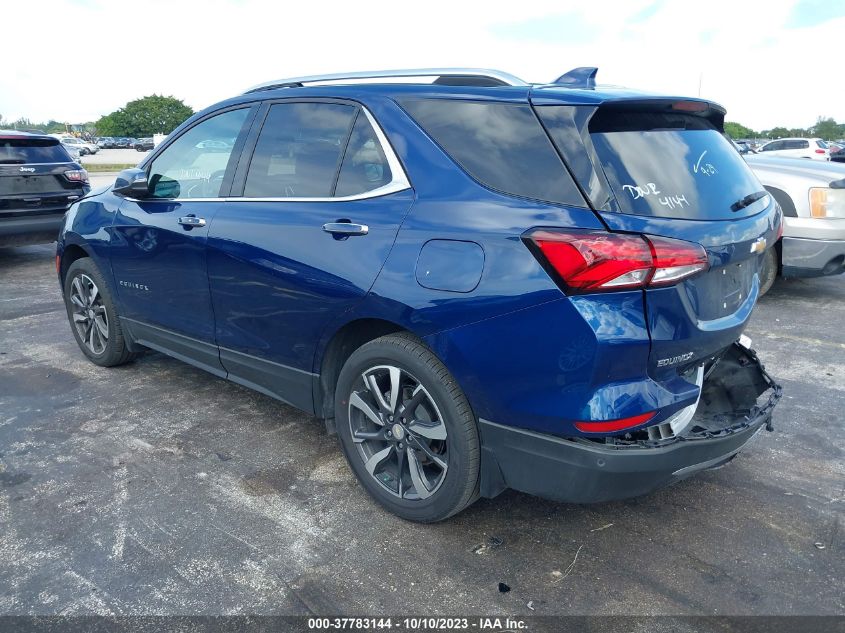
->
745;154;845;293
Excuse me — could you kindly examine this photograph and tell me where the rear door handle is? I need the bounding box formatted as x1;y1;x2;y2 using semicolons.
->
322;222;369;236
178;215;206;228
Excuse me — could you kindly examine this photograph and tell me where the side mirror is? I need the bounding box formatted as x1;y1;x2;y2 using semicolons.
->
113;168;149;198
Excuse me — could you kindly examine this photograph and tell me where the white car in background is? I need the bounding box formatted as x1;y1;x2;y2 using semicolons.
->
51;135;99;155
744;155;845;294
757;137;830;161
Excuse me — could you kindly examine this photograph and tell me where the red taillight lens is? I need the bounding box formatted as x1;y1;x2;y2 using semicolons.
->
64;169;88;183
815;149;826;154
527;230;709;293
574;411;656;433
530;230;652;290
646;235;711;287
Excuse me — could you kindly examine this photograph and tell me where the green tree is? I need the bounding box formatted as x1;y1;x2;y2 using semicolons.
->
95;95;193;137
768;127;790;139
812;117;844;140
724;121;756;139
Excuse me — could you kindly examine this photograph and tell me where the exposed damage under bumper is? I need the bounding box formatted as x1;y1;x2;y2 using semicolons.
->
478;342;782;503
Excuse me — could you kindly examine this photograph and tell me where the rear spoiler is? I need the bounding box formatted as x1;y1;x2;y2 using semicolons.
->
586;98;727;131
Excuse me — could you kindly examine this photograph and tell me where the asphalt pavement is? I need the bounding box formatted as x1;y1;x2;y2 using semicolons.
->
0;244;842;617
81;148;149;167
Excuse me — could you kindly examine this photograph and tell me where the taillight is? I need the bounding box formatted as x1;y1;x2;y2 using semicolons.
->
646;235;710;286
526;230;709;293
815;149;826;154
574;411;656;433
64;169;88;183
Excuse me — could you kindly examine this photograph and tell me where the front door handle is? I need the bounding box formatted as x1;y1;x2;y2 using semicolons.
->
178;215;206;228
322;222;369;236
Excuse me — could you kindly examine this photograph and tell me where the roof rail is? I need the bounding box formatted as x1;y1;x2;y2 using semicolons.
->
552;67;598;89
244;68;529;93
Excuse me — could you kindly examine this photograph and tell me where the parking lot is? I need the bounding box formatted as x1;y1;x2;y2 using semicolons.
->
81;148;150;168
0;244;842;617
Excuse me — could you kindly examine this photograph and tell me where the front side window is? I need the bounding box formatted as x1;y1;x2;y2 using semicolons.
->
244;102;356;198
148;108;250;199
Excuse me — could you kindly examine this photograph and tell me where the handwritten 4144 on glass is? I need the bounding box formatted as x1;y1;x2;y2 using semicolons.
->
621;182;690;209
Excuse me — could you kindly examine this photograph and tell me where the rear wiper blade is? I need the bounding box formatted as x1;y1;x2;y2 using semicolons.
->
730;190;768;212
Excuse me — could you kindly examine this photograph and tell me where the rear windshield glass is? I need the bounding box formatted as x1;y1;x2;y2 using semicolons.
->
543;109;766;219
0;138;71;164
399;98;584;206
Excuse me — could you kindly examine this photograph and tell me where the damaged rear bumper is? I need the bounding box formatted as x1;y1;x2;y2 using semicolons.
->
478;343;782;504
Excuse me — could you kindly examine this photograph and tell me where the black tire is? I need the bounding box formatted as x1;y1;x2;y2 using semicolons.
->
759;246;778;296
335;333;480;522
63;257;137;367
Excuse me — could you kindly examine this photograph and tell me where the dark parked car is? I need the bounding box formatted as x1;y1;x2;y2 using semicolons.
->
134;137;155;151
1;131;89;247
113;137;131;148
57;68;781;522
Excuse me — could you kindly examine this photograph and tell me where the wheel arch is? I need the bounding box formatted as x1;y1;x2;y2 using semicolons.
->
59;242;94;285
764;186;797;218
313;317;409;421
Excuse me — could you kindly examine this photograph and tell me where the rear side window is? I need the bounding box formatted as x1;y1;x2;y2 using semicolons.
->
787;140;809;149
0;138;71;164
816;140;828;149
244;102;356;198
335;112;392;197
399;99;584;206
540;108;766;220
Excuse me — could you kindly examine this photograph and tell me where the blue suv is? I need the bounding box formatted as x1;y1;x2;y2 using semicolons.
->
58;68;782;522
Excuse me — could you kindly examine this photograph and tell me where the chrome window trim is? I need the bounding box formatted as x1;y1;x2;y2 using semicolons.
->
124;181;410;204
244;68;529;93
130;104;411;204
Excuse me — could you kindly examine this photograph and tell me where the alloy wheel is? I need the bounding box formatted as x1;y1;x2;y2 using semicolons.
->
348;364;448;500
69;273;109;355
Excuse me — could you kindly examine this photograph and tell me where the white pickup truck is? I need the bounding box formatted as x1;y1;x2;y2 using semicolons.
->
744;155;845;294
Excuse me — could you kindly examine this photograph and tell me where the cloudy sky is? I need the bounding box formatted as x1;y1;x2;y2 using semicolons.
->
2;0;843;130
